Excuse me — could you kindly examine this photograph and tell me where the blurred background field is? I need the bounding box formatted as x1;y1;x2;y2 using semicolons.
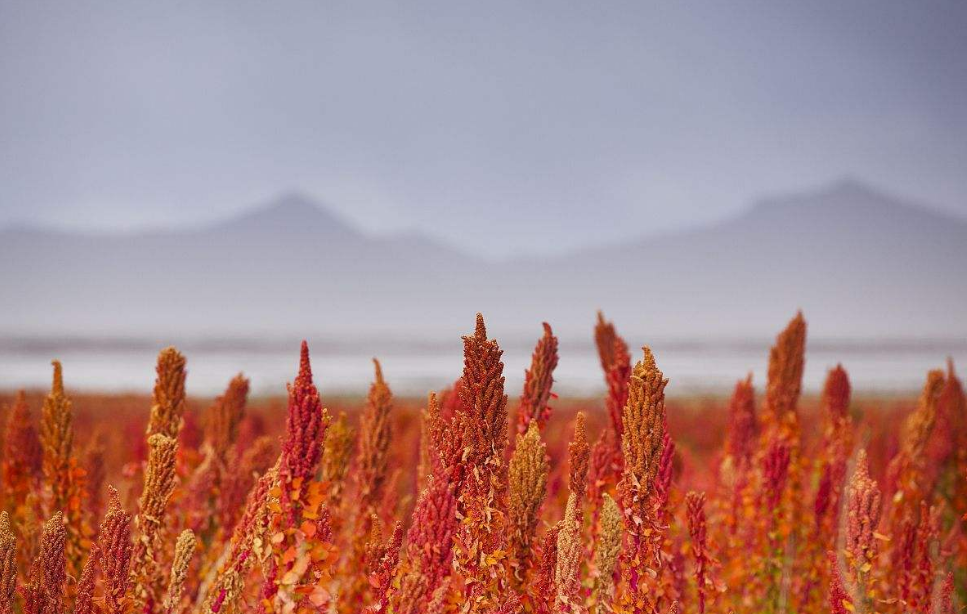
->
0;381;919;506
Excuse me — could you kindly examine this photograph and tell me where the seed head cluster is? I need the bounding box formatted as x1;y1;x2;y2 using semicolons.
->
0;311;962;614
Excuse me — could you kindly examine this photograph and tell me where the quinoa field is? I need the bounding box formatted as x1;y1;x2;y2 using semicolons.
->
0;312;963;614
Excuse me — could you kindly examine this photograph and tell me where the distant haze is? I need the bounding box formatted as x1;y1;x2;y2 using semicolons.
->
2;1;967;259
2;179;965;395
1;179;964;341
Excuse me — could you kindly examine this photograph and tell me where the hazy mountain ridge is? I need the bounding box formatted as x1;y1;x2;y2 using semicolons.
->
1;180;964;340
530;180;966;338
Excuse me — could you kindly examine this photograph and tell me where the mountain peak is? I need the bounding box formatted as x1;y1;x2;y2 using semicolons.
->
714;178;967;248
210;191;360;238
821;177;884;200
260;191;326;216
744;177;947;221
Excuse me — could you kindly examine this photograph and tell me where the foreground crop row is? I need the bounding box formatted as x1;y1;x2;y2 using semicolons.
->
0;312;964;614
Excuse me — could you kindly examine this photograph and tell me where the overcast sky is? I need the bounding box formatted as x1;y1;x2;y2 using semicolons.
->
1;0;966;258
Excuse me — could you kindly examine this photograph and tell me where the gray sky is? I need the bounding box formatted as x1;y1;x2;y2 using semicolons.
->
2;0;966;258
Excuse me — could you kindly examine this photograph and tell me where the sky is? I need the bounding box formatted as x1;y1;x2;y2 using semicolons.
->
1;0;966;259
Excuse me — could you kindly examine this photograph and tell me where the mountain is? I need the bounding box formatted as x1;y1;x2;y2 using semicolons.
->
0;180;964;341
200;192;361;241
512;179;967;338
0;193;479;337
